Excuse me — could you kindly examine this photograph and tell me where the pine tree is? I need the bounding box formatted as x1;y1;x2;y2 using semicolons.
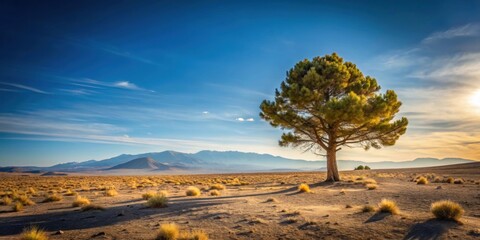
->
260;53;408;182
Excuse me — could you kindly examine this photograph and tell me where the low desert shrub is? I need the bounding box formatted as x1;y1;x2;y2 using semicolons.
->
81;204;105;211
146;193;168;208
156;223;179;240
209;184;225;190
298;183;310;193
362;205;375;213
417;177;429;185
378;199;399;215
42;194;62;203
13;202;24;212
209;190;220;196
105;189;118;197
366;184;377;190
186;186;201;196
354;165;364;170
20;226;48;240
72;195;90;207
431;200;464;221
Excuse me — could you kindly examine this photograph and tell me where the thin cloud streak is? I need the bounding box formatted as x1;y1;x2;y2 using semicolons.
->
0;82;48;94
422;23;480;44
61;36;162;66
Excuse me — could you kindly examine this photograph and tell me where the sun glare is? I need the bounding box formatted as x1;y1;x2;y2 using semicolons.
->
470;90;480;109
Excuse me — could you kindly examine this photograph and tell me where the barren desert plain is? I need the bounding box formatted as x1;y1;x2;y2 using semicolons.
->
0;163;479;240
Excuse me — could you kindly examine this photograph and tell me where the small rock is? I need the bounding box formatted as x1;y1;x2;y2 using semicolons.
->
436;186;443;189
54;230;64;235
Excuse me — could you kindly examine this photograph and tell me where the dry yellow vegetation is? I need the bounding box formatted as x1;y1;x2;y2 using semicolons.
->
20;226;48;240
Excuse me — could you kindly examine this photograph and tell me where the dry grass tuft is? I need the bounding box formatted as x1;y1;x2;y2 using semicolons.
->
298;183;311;193
64;189;76;196
377;199;399;215
155;223;209;240
27;188;37;196
1;196;12;205
105;189;118;197
142;191;156;200
13;202;24;212
81;204;105;211
431;200;464;221
209;190;220;196
179;230;209;240
42;194;62;203
446;177;455;184
416;177;428;185
366;184;377;190
362;205;375;213
146;193;168;208
363;178;377;185
155;223;179;240
209;184;225;190
72;195;90;207
186;186;201;196
20;226;48;240
17;195;35;206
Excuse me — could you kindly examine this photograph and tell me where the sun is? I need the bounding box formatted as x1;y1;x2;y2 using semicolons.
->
470;90;480;108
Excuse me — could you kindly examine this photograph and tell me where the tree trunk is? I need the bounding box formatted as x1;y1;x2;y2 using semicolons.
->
325;148;340;182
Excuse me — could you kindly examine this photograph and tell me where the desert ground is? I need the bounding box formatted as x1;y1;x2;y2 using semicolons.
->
0;163;479;240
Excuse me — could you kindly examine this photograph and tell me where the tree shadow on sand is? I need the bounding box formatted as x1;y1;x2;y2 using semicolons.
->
404;219;458;240
0;198;231;236
364;212;391;223
0;181;342;237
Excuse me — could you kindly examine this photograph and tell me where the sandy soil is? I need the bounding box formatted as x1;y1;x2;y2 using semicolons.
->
0;163;479;240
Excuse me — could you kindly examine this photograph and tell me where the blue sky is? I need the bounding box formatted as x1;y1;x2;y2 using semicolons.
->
1;0;480;166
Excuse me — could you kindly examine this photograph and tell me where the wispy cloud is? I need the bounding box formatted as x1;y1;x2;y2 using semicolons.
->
58;88;97;95
236;117;255;122
0;112;271;154
409;52;480;80
0;82;48;94
64;78;154;92
114;81;140;90
422;23;480;44
61;36;161;66
206;82;272;99
374;48;425;69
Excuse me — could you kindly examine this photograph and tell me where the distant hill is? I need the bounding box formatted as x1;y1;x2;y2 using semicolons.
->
108;157;172;170
0;150;476;173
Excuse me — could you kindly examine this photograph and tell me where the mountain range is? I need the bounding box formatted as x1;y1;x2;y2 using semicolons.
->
0;150;476;174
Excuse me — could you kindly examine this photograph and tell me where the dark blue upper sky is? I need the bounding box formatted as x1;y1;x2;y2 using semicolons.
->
1;0;480;166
